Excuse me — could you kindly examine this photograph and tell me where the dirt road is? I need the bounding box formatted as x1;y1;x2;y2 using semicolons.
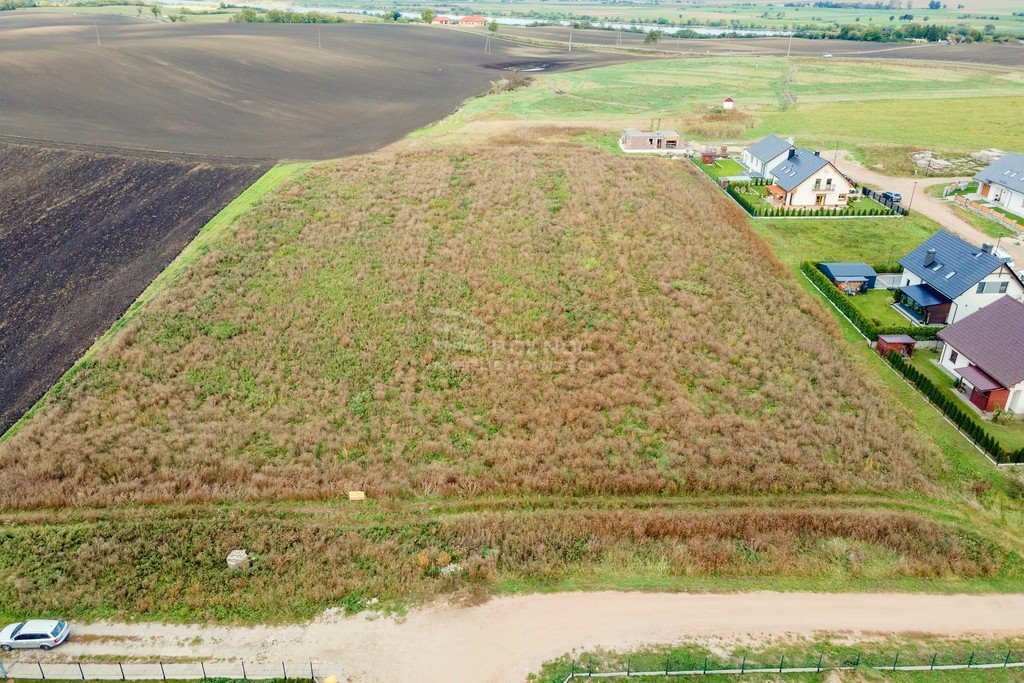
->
16;592;1024;682
833;153;1024;264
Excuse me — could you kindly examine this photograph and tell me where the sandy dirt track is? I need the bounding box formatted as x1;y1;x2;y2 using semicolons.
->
832;152;1024;264
16;592;1024;682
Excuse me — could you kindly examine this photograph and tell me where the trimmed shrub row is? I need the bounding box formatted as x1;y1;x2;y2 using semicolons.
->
732;187;897;218
886;351;1024;464
801;262;942;341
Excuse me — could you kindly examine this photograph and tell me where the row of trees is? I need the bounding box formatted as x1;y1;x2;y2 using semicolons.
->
886;351;1024;464
232;7;347;23
797;20;1013;42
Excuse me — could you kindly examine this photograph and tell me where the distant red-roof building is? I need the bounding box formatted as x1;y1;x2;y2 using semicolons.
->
459;15;487;26
723;97;735;110
431;15;454;24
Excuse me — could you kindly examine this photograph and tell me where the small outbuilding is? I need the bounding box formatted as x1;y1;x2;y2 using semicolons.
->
431;15;454;24
876;334;917;358
619;128;682;153
817;262;878;294
723;97;734;110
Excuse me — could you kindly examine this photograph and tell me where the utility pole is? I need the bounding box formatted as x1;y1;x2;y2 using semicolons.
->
616;28;621;46
317;25;321;48
909;180;919;209
786;31;794;58
94;20;101;46
484;33;491;53
568;27;573;51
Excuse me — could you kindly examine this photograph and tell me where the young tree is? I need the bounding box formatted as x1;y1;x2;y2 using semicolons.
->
421;8;434;24
487;19;498;33
150;3;161;18
643;29;662;44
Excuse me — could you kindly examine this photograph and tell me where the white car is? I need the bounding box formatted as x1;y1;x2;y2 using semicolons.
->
0;620;70;651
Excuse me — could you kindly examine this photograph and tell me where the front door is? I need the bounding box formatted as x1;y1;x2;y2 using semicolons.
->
815;194;826;206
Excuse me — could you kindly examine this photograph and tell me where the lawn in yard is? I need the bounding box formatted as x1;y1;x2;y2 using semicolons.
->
707;158;746;177
751;211;938;267
847;289;906;328
909;349;1024;452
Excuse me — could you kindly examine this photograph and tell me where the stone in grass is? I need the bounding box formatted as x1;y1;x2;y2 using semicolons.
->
226;549;249;571
348;490;366;501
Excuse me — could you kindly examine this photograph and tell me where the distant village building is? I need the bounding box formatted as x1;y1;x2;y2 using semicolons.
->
431;15;454;24
974;152;1024;219
723;97;734;110
619;129;682;153
458;15;487;26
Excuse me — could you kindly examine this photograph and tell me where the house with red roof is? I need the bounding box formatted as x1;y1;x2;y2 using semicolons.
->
458;15;487;26
937;296;1024;414
723;97;734;110
431;15;454;24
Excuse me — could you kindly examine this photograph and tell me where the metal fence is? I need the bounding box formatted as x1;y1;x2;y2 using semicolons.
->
861;187;910;215
550;649;1024;681
0;660;340;681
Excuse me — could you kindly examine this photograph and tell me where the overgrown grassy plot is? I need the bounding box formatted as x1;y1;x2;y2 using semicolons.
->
0;147;939;509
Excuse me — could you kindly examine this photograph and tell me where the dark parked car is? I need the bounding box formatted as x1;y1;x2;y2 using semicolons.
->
881;191;902;203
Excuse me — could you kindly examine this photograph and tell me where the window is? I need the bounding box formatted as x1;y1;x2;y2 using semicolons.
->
976;281;1010;294
825;178;833;189
950;350;959;364
814;179;822;190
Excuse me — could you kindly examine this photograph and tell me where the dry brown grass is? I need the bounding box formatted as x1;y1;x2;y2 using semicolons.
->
0;146;941;509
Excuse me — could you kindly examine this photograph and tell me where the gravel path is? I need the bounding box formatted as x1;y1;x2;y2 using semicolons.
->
9;592;1024;682
832;152;1024;264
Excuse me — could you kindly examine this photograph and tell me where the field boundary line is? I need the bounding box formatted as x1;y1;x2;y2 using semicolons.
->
0;162;312;443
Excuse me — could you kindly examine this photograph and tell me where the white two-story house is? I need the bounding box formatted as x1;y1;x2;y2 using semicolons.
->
766;149;853;209
740;134;794;179
896;230;1024;325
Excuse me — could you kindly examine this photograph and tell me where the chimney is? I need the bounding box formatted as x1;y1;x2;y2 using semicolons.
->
924;248;936;267
788;148;797;160
814;150;820;156
982;243;993;253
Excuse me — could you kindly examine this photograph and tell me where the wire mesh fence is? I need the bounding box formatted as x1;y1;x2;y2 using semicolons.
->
0;660;340;681
546;647;1024;681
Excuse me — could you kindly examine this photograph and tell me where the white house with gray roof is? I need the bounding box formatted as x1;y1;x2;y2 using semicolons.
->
740;134;794;179
974;152;1024;219
897;230;1024;325
766;149;853;209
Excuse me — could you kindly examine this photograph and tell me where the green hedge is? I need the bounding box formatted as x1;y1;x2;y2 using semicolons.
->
886;351;1024;464
693;159;722;182
801;262;942;340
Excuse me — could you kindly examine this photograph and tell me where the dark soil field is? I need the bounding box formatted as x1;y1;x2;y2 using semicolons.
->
484;25;1024;66
0;140;267;432
0;13;641;159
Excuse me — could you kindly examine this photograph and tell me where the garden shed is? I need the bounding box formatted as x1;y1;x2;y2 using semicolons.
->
876;334;916;358
817;262;878;294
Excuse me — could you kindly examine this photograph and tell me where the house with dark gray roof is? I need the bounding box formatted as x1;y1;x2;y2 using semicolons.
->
974;152;1024;219
937;296;1024;414
764;148;853;209
896;230;1024;325
740;134;793;178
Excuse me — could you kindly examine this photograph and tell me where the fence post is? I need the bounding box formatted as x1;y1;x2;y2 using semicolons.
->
119;662;125;681
160;662;166;681
309;662;314;682
892;653;899;672
242;661;247;680
930;653;937;670
39;662;46;680
779;655;784;673
202;662;207;679
740;655;745;674
968;652;975;668
817;653;823;673
665;657;669;675
79;662;85;680
1006;651;1013;667
626;658;630;676
855;652;861;668
283;662;287;679
702;656;707;675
